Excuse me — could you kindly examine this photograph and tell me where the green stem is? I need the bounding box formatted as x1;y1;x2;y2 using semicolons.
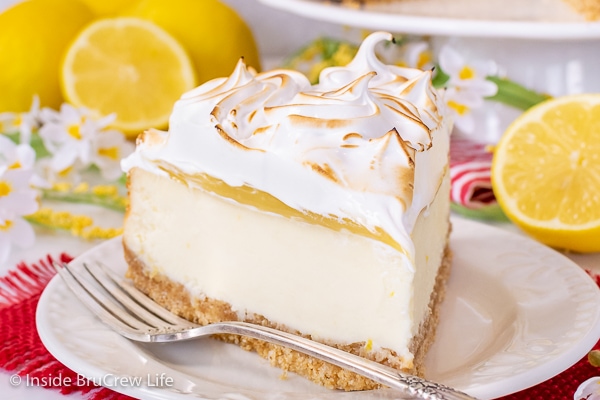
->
39;189;127;213
432;68;549;111
451;202;509;222
486;76;551;111
24;215;55;230
24;215;70;232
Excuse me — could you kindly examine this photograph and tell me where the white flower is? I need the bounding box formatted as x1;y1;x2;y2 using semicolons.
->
0;212;35;266
0;135;36;170
444;86;487;133
38;104;96;175
38;104;130;182
438;46;498;134
0;96;41;144
575;377;600;400
91;129;135;181
439;46;498;95
0;166;39;265
0;113;17;135
0;166;39;217
402;41;434;70
0;133;50;189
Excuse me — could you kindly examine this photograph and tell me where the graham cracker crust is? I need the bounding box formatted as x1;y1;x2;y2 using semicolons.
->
123;241;452;391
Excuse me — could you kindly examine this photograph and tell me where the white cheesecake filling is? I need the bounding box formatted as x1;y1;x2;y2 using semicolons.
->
124;168;450;363
122;31;452;369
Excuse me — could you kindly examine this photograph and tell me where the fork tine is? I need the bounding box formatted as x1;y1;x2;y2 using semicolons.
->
53;261;151;335
84;262;184;329
96;262;195;327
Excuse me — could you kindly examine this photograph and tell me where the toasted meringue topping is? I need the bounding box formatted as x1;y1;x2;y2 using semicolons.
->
122;31;451;259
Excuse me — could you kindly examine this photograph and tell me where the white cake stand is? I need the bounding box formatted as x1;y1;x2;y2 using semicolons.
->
257;0;600;142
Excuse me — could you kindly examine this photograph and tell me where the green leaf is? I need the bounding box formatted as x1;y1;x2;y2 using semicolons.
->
28;132;51;158
3;131;50;158
431;65;450;88
3;132;20;142
321;38;342;60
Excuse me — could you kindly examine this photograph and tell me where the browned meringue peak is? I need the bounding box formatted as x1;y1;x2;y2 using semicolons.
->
122;31;451;256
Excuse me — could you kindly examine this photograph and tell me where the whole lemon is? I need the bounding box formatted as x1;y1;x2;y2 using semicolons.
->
0;0;94;111
123;0;261;85
77;0;130;16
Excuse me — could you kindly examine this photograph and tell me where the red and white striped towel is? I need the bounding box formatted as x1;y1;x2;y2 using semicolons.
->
450;137;496;209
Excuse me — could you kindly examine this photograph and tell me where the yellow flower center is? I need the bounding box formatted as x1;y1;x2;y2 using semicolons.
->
67;124;82;140
417;51;433;70
0;180;12;197
73;182;89;193
9;161;21;169
0;219;13;231
28;207;123;240
447;100;470;116
92;184;118;197
14;114;23;126
58;166;74;178
458;66;475;80
98;146;119;160
53;182;72;192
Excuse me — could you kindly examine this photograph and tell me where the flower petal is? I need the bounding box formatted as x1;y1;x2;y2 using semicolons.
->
15;144;37;169
0;235;11;266
438;46;464;76
10;217;36;249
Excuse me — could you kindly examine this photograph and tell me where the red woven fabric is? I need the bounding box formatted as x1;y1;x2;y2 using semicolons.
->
0;255;598;399
0;254;134;400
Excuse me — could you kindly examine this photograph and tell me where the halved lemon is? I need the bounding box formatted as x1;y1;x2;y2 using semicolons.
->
491;93;600;253
61;17;196;135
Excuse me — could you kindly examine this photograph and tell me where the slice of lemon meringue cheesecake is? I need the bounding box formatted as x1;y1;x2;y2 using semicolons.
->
121;31;452;390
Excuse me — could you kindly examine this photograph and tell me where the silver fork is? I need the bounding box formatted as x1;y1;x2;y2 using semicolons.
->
53;261;478;400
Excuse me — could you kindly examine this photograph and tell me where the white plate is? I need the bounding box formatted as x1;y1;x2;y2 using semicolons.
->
36;217;600;400
257;0;600;39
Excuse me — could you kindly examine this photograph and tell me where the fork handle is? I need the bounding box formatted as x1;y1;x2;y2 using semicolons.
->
199;321;478;400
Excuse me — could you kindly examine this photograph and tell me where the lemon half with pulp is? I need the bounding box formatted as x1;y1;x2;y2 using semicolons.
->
491;93;600;253
61;17;197;135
